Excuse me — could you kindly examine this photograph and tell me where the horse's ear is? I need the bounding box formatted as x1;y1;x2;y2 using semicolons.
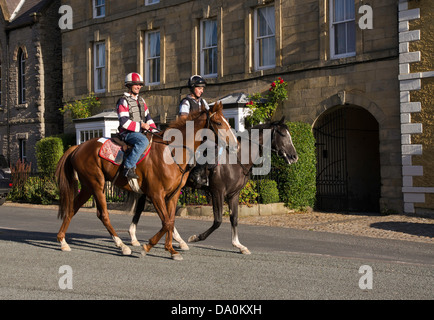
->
212;101;223;113
218;101;223;112
279;116;285;124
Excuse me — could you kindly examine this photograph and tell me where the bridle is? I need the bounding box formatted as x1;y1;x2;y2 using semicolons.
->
163;109;224;201
236;123;288;175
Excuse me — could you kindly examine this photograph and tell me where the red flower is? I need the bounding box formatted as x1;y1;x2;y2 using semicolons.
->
271;82;276;87
279;79;284;84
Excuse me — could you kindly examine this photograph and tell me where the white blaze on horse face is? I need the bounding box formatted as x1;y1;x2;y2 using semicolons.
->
221;116;238;149
283;129;297;163
216;128;238;165
286;129;294;146
218;128;238;153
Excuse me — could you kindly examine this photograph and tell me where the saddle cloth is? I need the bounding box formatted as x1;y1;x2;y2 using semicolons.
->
98;137;152;166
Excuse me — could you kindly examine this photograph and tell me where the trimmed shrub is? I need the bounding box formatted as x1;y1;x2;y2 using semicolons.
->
257;179;280;204
273;121;316;210
36;136;64;174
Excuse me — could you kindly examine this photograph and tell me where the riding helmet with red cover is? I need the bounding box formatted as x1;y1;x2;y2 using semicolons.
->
125;72;144;86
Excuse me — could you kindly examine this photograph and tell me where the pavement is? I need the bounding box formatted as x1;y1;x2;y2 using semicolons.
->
233;211;434;244
1;202;433;301
4;202;434;244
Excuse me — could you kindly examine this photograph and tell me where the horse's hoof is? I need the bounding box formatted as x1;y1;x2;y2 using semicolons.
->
178;242;190;251
142;244;151;256
188;235;199;243
60;239;71;252
121;245;132;255
172;253;183;261
131;240;141;247
61;245;71;252
241;248;251;255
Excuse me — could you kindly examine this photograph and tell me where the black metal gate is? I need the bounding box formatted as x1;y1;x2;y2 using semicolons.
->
314;108;349;211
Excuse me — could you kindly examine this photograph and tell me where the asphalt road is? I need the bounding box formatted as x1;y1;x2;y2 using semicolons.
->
0;205;433;304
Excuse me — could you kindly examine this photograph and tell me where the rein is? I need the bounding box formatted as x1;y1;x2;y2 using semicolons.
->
164;110;220;201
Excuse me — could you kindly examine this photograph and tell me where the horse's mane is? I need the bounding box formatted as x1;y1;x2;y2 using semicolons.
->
168;110;206;130
249;118;286;132
167;101;224;130
249;122;273;132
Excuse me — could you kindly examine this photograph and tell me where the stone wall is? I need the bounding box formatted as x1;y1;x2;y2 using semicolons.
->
61;0;404;212
398;0;434;214
0;0;62;169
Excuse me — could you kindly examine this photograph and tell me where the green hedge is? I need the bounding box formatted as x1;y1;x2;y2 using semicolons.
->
36;136;64;173
233;121;317;209
257;179;280;204
273;121;316;210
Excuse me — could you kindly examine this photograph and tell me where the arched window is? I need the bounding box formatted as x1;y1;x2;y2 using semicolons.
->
18;49;26;104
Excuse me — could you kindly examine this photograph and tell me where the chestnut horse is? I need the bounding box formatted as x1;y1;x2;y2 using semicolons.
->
55;102;236;260
128;117;298;255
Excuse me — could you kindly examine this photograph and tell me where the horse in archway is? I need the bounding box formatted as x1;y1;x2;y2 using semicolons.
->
128;117;298;254
55;101;236;260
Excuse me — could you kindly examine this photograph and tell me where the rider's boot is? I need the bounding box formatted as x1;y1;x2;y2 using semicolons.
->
123;167;139;179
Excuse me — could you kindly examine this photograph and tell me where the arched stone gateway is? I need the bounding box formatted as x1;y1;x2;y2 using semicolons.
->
313;93;382;213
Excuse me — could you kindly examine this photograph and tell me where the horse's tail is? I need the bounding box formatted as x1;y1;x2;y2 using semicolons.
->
56;145;79;220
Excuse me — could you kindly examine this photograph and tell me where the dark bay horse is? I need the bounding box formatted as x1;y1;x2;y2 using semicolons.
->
55;102;236;260
128;117;298;254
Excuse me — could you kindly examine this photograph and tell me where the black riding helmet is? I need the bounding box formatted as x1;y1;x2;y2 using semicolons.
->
188;75;207;93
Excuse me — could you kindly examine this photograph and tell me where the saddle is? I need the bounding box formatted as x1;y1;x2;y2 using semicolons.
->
98;134;152;166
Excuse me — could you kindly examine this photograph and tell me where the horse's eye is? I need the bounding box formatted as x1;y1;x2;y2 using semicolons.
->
215;122;222;126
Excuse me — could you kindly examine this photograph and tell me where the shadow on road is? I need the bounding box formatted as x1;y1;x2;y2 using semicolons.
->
370;222;434;239
0;228;138;257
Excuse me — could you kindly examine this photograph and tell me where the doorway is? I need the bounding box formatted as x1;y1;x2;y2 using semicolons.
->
314;106;381;212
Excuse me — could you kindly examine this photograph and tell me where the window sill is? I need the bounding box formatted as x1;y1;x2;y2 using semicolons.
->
16;103;28;109
330;52;356;60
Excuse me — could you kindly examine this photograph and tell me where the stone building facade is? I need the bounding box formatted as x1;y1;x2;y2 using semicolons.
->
60;0;433;214
398;0;434;215
0;0;63;169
